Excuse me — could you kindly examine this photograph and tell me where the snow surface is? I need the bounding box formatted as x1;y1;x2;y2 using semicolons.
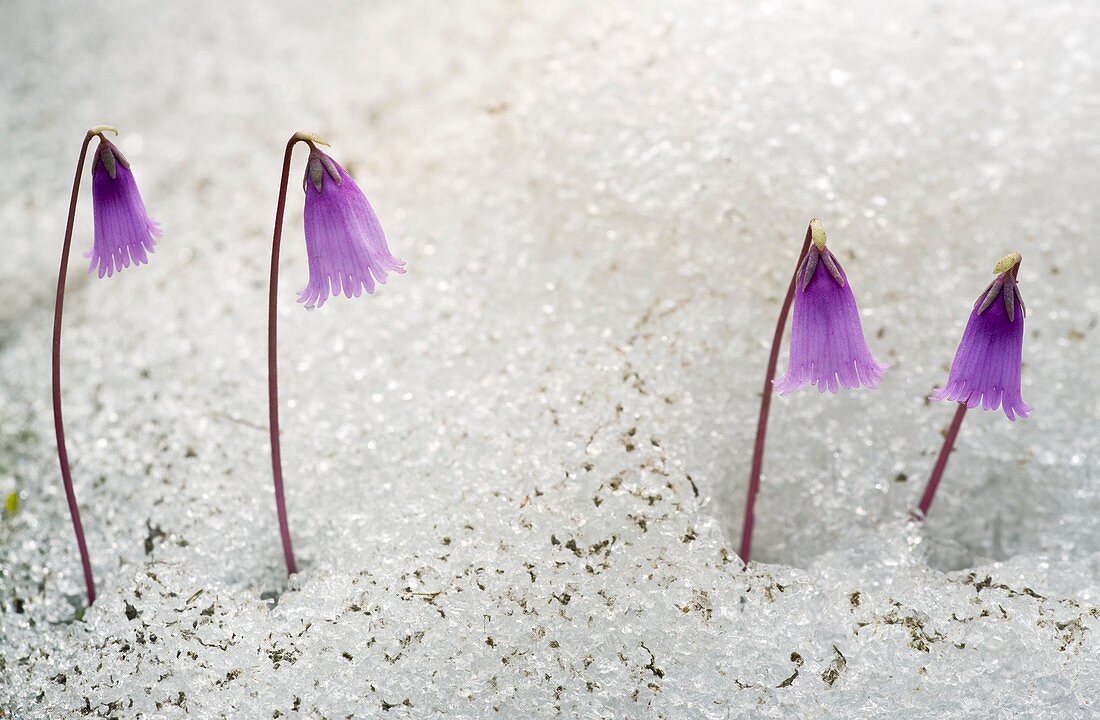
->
1;0;1099;717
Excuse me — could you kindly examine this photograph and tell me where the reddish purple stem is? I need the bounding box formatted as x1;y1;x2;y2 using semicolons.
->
268;135;311;576
739;224;813;564
53;132;97;606
915;403;968;520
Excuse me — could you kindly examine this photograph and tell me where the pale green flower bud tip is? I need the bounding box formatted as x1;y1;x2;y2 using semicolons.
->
294;131;330;147
993;252;1022;274
810;218;827;250
87;125;119;138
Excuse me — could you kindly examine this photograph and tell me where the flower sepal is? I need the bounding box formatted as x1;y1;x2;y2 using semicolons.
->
977;254;1025;322
305;150;343;193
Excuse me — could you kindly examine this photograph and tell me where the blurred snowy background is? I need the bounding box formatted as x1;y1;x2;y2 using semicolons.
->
1;0;1098;717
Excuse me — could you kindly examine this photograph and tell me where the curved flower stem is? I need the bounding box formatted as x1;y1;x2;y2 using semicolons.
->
52;132;97;606
739;223;813;565
914;403;968;520
268;134;311;576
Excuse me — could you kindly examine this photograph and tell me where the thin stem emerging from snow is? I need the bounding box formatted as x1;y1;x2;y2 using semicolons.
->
915;403;968;520
52;131;97;606
739;223;812;565
268;134;310;576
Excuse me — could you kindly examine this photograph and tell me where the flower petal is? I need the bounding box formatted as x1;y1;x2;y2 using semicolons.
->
931;281;1028;421
298;151;404;308
774;252;887;395
87;141;159;279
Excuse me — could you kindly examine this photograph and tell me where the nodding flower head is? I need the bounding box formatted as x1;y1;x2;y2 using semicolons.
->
298;149;405;308
932;253;1030;421
87;137;160;278
774;221;888;395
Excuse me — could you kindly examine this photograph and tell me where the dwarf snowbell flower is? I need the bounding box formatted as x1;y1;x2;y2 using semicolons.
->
87;138;161;278
51;126;161;606
931;252;1029;421
299;149;404;308
739;219;886;564
265;132;404;576
773;220;888;394
915;253;1029;519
